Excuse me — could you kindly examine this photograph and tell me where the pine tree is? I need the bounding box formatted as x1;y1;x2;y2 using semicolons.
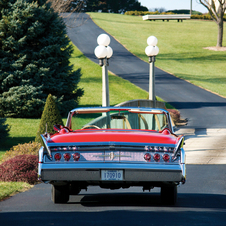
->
0;117;10;143
0;0;83;118
35;94;63;143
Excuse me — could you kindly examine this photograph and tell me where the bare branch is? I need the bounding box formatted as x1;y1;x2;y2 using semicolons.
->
46;0;88;28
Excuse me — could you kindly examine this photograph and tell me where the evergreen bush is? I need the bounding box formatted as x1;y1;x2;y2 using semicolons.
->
0;155;38;185
1;141;41;163
0;0;83;118
0;118;10;143
35;94;63;143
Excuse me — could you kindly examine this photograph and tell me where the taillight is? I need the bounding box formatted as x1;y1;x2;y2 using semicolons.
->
54;153;61;161
153;153;160;162
163;154;170;162
73;152;80;161
144;153;151;161
64;153;71;161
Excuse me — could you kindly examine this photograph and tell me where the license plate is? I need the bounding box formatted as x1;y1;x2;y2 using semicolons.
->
101;170;123;181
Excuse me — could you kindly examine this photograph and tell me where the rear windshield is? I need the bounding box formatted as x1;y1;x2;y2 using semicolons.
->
69;110;169;132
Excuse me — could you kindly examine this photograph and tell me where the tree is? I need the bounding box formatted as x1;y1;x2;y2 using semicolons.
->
35;94;63;143
0;0;83;118
199;0;226;47
0;117;10;143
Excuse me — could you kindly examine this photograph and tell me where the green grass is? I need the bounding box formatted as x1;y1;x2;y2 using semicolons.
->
88;13;226;97
0;182;33;201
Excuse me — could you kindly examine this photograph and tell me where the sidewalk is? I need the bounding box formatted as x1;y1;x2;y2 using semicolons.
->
175;128;226;164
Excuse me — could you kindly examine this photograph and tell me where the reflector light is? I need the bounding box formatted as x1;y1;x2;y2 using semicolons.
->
163;147;169;152
163;154;170;162
73;152;80;161
144;153;151;161
64;153;71;161
153;153;160;162
54;153;61;161
154;147;159;152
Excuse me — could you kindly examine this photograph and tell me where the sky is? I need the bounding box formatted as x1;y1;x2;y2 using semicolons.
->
139;0;208;13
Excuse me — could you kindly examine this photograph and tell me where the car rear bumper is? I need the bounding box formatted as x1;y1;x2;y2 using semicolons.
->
39;163;185;183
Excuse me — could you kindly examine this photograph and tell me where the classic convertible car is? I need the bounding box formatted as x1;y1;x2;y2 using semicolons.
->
38;107;186;204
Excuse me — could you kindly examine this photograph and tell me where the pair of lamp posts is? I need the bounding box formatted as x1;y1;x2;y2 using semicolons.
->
94;34;159;108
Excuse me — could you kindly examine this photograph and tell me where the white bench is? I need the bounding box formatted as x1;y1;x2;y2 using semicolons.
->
143;14;191;22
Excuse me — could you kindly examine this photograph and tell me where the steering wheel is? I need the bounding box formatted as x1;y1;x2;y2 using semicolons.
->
82;125;100;129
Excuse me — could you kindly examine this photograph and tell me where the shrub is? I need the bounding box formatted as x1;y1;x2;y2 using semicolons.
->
35;94;63;143
167;109;180;123
0;155;38;185
1;142;41;163
125;11;174;16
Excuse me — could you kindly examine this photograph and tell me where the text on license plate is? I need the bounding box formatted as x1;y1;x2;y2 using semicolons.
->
101;170;123;181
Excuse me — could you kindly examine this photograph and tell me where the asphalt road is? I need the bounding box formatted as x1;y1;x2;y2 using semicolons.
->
65;13;226;129
0;165;226;226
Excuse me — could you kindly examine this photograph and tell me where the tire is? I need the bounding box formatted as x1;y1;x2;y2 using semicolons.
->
51;184;69;204
70;184;81;195
161;185;177;205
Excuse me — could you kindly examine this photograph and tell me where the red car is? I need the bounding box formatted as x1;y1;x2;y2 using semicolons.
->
38;107;186;204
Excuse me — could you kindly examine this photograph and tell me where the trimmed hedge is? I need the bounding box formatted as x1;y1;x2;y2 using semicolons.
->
191;14;226;21
125;11;173;16
0;155;38;185
1;142;41;163
125;11;226;21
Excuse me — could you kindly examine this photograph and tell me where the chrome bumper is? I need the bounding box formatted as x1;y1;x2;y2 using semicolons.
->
39;162;184;182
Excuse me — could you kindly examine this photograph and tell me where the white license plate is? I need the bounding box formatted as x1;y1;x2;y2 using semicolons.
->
101;170;123;181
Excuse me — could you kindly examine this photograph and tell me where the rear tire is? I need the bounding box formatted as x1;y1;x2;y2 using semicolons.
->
161;185;177;205
52;184;69;204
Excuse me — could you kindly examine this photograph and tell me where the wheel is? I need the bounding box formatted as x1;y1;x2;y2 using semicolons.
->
69;184;81;195
51;184;69;204
161;185;177;205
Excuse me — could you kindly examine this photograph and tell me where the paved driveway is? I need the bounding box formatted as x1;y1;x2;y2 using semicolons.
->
64;13;226;129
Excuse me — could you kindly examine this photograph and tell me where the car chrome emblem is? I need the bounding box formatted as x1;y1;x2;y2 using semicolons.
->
93;152;131;160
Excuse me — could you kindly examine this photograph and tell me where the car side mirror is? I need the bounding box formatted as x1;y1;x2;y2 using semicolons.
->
54;124;63;132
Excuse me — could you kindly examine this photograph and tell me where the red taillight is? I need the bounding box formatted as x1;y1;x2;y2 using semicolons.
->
144;153;151;161
54;153;61;161
153;153;160;162
64;153;71;161
73;152;80;161
163;154;170;162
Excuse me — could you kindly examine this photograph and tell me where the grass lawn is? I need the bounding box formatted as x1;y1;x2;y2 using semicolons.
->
88;13;226;97
0;182;33;201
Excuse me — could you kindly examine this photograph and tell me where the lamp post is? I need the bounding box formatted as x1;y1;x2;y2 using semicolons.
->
94;34;113;107
145;36;159;108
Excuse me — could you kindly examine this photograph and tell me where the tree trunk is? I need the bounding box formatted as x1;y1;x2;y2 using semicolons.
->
217;5;224;47
217;20;223;47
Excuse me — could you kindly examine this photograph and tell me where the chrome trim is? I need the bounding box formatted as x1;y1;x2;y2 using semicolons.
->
180;148;186;164
93;152;131;160
47;142;176;148
40;162;182;171
39;146;44;163
172;136;184;161
40;162;183;182
41;134;52;159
